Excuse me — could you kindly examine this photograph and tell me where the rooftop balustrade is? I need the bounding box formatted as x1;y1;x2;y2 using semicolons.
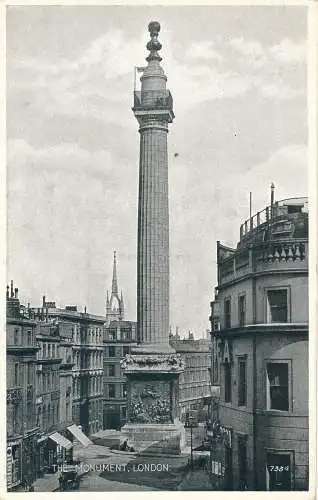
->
133;90;173;110
240;197;308;240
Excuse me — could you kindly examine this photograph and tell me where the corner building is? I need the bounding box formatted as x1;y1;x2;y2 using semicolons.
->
209;197;308;491
6;283;39;490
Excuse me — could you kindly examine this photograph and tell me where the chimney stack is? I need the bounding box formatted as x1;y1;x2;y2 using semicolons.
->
10;280;14;298
6;285;9;299
271;183;275;206
43;295;46;307
14;288;18;299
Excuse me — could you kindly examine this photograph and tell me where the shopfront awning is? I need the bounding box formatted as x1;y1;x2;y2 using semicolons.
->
67;424;92;447
49;432;73;450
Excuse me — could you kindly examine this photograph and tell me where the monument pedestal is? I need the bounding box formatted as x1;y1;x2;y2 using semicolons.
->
121;421;185;455
120;353;185;455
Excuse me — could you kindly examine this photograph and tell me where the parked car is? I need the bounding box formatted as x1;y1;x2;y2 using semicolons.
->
59;470;80;491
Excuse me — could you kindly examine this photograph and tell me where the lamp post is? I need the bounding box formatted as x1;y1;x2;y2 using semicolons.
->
185;411;197;470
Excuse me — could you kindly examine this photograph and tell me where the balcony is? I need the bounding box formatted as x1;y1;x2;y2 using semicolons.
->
133;90;173;110
218;239;308;286
7;387;23;404
256;240;306;264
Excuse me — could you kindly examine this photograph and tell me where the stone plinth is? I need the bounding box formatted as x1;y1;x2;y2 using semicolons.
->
121;421;185;455
120;353;185;454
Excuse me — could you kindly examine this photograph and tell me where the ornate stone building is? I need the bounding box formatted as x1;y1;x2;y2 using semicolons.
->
209;196;308;491
103;320;137;429
34;317;71;475
169;334;212;423
6;282;39;490
31;301;104;436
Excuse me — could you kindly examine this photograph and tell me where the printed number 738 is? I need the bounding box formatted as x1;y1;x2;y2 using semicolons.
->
268;466;289;472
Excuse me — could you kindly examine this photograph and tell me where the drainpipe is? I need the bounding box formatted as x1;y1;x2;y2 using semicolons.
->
252;245;258;489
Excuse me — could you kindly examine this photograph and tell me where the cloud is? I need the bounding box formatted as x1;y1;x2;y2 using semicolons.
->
228;36;306;68
261;83;303;99
185;41;222;61
229;37;265;58
6;14;307;335
270;39;306;64
8;28;306;137
7;137;138;319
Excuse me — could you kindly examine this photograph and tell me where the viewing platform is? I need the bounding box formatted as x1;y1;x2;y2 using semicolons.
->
239;197;308;242
217;197;308;287
133;90;174;121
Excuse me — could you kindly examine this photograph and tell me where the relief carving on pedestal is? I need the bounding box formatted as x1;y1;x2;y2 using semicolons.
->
129;384;171;424
120;353;185;372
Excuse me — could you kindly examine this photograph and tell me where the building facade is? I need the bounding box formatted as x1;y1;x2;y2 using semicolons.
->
209;196;309;491
170;333;212;423
31;301;104;436
6;282;39;490
34;318;71;475
103;320;137;429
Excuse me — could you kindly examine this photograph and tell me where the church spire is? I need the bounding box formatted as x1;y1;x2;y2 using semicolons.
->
112;250;118;295
106;251;125;325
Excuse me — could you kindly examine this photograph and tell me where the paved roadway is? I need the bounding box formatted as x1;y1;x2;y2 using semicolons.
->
78;472;158;491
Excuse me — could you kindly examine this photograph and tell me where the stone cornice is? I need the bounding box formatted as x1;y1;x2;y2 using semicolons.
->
214;323;308;338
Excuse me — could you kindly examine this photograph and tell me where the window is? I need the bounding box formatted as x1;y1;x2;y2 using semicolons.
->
36;407;41;427
27;330;32;345
109;384;115;398
267;289;288;323
267;363;289;411
14;363;19;386
238;295;246;327
212;317;220;331
66;401;69;420
123;346;130;356
224;363;232;403
224;299;231;328
27;363;33;385
108;364;115;377
238;357;247;406
108;346;115;358
14;328;19;345
238;435;248;490
122;330;131;340
266;453;291;491
287;204;302;214
123;383;127;397
13;405;19;433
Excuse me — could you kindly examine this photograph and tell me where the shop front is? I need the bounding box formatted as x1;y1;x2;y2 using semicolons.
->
21;432;38;484
208;421;233;490
7;440;22;490
36;431;73;474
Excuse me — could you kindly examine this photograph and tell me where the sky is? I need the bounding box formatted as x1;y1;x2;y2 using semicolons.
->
6;5;308;337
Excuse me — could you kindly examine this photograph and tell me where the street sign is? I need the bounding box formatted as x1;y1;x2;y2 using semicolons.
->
185;411;197;428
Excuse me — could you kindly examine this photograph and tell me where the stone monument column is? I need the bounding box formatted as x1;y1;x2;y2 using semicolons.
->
120;21;185;454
